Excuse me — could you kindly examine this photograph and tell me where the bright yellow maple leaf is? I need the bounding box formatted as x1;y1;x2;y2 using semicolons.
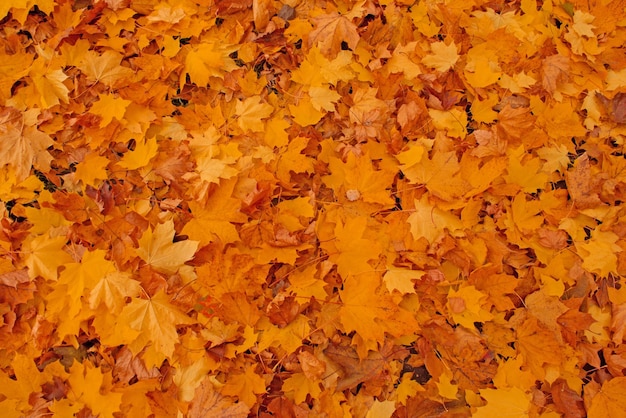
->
0;50;32;102
184;42;237;85
89;270;141;312
67;362;123;418
118;136;158;170
174;357;212;402
447;285;493;330
73;152;110;187
235;96;274;132
283;372;322;404
90;93;131;127
339;273;397;341
77;50;134;88
323;152;395;206
25;233;73;281
332;215;382;277
182;178;246;245
289;96;325;126
0;113;53;181
29;65;69;109
0;354;47;415
220;365;267;407
422;40;459;72
473;387;531;418
116;290;194;363
428;108;467;138
137;219;199;274
407;195;464;244
588;377;626;418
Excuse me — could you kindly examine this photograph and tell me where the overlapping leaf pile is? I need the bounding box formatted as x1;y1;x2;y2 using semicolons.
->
1;0;626;416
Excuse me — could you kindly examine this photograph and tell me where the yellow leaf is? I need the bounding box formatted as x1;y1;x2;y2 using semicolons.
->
283;372;322;404
323;152;395;206
396;373;424;405
30;67;69;109
276;136;315;181
25;233;72;281
89;270;140;312
67;362;123;418
505;146;549;193
235;96;274;132
588;377;626;418
276;197;315;232
428;108;467;138
447;285;493;330
264;117;290;148
493;356;536;391
308;12;360;57
577;230;621;277
422;41;459;72
289;97;324;126
137;219;199;274
183;178;246;245
309;86;341;112
118;136;158;170
0;354;47;412
117;290;194;362
387;42;422;79
77;50;134;88
365;400;396;418
174;357;211;402
73;152;109;187
465;47;502;88
333;216;382;277
339;273;397;341
184;42;235;85
383;268;422;294
90;93;131;127
473;387;531;418
407;195;464;244
0;50;32;102
511;193;543;231
0;118;53;181
436;370;459;400
220;365;266;407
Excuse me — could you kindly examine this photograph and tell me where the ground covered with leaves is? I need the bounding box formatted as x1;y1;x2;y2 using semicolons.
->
1;0;626;416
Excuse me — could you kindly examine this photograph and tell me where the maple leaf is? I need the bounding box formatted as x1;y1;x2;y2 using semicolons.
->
90;93;131;127
422;40;459;72
189;377;249;417
324;152;395;205
0;112;53;181
331;215;382;277
220;365;267;407
473;387;531;418
588;377;626;418
0;50;32;102
25;233;73;281
115;290;194;364
136;219;199;274
77;50;134;88
66;362;123;418
308;11;360;57
118;136;158;170
447;285;493;330
183;178;246;245
29;63;69;109
339;273;398;341
407;195;463;244
235;96;274;132
283;372;322;404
